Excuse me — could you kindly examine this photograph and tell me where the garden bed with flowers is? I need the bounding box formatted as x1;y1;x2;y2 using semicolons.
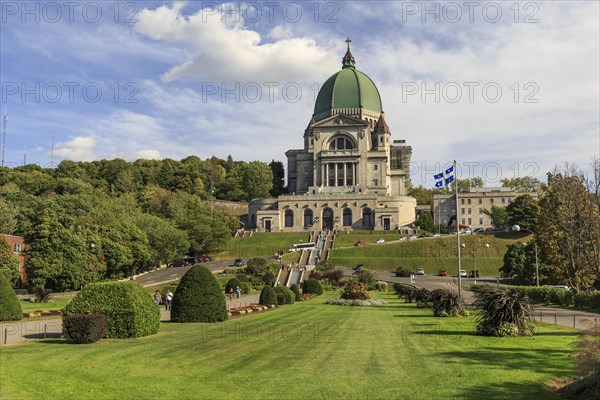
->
22;309;64;318
227;304;277;318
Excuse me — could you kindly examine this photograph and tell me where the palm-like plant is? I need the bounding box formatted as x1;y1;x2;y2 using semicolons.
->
430;289;467;317
474;287;535;336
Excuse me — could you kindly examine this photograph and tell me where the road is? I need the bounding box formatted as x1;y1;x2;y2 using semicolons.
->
133;260;235;287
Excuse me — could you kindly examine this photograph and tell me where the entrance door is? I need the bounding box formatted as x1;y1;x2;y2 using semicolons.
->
264;220;272;232
322;208;334;230
383;218;391;230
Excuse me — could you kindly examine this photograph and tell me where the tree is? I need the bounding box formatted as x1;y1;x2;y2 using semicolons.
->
241;161;273;201
455;177;484;192
408;185;433;205
482;206;508;229
506;194;539;231
416;210;435;233
0;197;18;233
501;177;541;192
269;160;286;197
536;172;600;288
0;239;19;284
259;285;277;306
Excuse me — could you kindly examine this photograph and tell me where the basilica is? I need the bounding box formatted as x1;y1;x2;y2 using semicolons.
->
248;42;416;232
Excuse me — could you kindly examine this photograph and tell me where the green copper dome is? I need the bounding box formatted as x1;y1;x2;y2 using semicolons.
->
313;46;383;117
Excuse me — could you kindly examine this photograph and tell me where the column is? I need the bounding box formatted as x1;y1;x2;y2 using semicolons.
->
322;163;326;186
334;163;338;186
343;162;347;186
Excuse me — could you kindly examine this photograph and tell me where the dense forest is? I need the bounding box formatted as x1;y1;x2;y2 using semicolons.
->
0;156;287;291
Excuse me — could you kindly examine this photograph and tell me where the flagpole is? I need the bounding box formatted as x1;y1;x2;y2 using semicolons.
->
454;160;462;299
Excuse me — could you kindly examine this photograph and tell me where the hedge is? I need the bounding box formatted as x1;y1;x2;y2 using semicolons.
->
0;272;22;321
303;279;324;295
259;286;277;306
63;281;160;338
63;314;107;344
493;286;600;311
289;284;301;301
273;286;295;305
171;265;228;323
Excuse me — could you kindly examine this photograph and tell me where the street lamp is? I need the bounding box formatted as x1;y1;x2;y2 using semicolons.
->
511;225;539;287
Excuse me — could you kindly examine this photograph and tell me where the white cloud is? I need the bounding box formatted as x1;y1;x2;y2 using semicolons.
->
53;137;97;161
134;3;338;83
134;149;162;160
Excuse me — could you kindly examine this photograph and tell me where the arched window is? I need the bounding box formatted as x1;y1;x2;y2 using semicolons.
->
362;208;373;227
343;208;352;226
329;136;356;150
284;210;294;227
303;209;313;227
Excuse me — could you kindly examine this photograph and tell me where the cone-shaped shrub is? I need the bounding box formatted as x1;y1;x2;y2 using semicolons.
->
274;286;295;305
0;272;22;321
259;285;277;306
303;278;323;295
289;283;301;301
63;281;159;338
171;265;227;322
224;278;243;294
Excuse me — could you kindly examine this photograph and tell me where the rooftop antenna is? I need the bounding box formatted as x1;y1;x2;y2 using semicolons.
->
51;136;55;167
23;151;26;166
1;107;6;167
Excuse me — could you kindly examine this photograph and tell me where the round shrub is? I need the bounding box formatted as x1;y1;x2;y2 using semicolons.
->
0;272;22;321
340;282;371;300
63;314;107;344
303;279;324;295
225;278;243;295
374;281;388;292
289;283;301;301
241;282;252;295
259;285;278;306
63;281;160;338
171;265;227;323
273;286;295;305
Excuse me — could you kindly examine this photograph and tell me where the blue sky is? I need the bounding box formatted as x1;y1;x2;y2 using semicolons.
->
0;1;598;187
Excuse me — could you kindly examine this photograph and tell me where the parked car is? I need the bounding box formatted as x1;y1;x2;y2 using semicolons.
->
416;268;425;275
409;235;418;240
233;259;245;267
419;233;430;238
484;228;494;233
459;270;467;277
394;267;411;277
438;270;448;276
432;233;441;237
473;228;484;234
354;264;364;270
375;239;385;244
354;240;366;247
469;270;480;278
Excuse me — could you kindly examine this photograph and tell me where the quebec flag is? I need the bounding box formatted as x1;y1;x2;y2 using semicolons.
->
434;165;454;187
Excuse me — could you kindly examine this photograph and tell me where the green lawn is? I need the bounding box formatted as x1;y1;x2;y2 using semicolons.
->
0;291;577;399
19;295;74;314
330;233;528;276
213;232;312;260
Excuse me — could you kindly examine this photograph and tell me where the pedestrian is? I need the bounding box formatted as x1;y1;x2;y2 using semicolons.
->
154;290;162;305
228;287;234;301
236;286;241;300
165;290;173;311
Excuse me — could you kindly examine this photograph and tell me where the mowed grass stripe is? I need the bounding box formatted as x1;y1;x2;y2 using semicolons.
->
0;292;576;399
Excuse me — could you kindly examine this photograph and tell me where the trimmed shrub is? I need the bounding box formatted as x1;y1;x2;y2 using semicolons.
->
32;286;51;303
289;283;301;301
225;278;243;295
574;292;600;310
273;286;295;305
241;282;252;295
259;286;277;306
63;281;160;338
63;314;107;344
474;287;535;337
430;289;467;317
303;279;324;295
374;281;388;292
353;268;379;288
321;269;344;286
0;272;22;321
171;265;228;323
340;281;370;300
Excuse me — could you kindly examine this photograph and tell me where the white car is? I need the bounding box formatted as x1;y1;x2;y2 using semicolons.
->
432;233;440;237
459;270;467;277
375;239;385;244
416;268;425;275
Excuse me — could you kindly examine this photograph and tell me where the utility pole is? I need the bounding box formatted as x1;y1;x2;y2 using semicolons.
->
1;109;7;167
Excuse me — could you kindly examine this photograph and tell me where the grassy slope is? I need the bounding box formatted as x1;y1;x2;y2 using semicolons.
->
330;232;529;276
213;232;312;260
0;291;576;400
19;295;74;313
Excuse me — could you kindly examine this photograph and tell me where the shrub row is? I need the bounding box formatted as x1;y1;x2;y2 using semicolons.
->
508;286;600;310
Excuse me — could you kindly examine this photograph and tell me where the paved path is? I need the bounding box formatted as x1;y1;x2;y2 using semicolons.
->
1;293;262;346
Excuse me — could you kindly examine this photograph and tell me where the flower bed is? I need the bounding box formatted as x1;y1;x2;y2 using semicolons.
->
22;308;64;319
227;304;277;318
325;299;388;307
299;293;317;301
